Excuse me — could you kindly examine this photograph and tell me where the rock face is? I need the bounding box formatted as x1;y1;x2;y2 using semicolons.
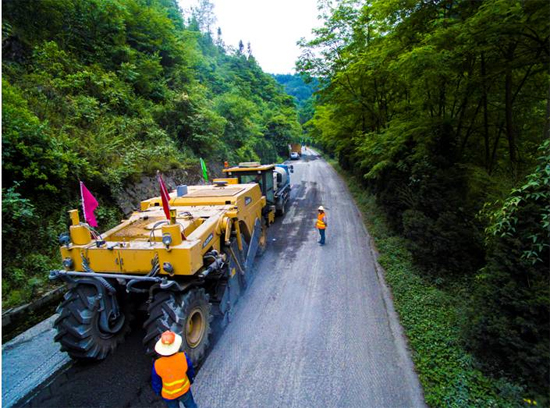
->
113;162;223;216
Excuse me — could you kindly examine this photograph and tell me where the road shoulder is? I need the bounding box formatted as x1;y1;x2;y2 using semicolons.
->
2;314;70;408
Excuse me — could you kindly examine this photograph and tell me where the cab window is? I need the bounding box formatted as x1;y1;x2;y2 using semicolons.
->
264;172;274;204
240;174;260;184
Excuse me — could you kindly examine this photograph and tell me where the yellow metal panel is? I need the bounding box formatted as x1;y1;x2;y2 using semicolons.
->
162;224;183;246
119;249;158;273
213;178;238;185
70;225;92;245
223;164;275;173
60;247;123;273
185;187;245;198
159;242;203;275
141;184;260;209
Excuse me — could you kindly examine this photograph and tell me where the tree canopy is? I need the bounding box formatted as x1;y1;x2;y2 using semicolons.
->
299;0;549;400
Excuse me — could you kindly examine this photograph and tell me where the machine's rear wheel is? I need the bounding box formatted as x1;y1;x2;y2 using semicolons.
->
143;288;212;366
54;284;131;360
276;198;285;216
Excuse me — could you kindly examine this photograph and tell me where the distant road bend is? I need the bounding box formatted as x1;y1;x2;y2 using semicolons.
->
22;148;425;408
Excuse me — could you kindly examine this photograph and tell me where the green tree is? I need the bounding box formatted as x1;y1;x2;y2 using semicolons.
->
466;140;550;395
298;0;550;395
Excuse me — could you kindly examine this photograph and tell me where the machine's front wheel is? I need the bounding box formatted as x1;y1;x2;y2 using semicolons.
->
143;289;212;366
54;284;131;360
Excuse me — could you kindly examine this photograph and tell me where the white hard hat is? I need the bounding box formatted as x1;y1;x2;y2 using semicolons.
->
318;206;325;211
155;330;183;356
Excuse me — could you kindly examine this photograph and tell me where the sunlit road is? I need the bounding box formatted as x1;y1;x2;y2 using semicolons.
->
21;149;424;408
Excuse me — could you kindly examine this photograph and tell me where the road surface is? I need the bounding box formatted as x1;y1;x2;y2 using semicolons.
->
19;149;424;408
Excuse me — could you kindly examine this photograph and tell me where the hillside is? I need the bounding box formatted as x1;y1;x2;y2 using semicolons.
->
2;0;301;308
273;73;318;126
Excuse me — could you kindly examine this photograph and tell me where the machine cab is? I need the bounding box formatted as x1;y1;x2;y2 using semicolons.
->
222;162;276;206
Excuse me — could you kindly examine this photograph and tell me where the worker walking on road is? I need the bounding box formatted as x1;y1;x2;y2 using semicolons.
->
152;331;198;408
316;206;327;245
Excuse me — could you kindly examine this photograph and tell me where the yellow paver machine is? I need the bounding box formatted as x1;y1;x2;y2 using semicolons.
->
51;181;269;364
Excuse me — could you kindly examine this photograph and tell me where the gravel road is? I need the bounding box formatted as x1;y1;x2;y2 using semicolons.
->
21;149;424;408
193;149;424;407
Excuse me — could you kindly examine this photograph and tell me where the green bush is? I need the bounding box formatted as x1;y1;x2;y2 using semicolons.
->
331;160;527;407
465;141;550;398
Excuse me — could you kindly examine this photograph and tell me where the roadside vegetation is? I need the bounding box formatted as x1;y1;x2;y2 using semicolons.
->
300;0;549;404
2;0;301;308
331;159;531;407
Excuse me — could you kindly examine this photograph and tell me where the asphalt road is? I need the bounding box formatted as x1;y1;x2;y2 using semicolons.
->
21;149;424;408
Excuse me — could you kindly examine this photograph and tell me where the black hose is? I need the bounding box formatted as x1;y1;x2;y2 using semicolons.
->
147;256;160;277
149;220;169;243
127;279;150;294
96;276;117;294
79;254;117;293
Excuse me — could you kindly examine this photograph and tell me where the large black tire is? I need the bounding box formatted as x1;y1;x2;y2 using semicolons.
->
143;288;212;366
54;284;131;360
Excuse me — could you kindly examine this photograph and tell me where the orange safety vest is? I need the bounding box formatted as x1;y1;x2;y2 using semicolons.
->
316;213;326;229
155;352;191;400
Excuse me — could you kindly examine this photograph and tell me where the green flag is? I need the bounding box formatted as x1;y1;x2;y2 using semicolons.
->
200;158;208;182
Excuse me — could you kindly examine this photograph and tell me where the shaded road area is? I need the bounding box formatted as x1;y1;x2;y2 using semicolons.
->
19;149;424;408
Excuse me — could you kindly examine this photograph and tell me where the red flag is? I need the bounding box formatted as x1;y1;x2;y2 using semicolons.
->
80;181;99;227
157;172;171;220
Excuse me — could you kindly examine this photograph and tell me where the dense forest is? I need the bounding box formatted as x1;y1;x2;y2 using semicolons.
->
298;0;549;402
2;0;549;405
2;0;301;307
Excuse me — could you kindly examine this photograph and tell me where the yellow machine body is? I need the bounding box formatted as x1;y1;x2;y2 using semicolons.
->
222;163;275;173
213;178;238;185
61;183;266;277
222;162;277;224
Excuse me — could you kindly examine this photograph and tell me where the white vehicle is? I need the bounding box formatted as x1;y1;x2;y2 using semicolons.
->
290;152;300;160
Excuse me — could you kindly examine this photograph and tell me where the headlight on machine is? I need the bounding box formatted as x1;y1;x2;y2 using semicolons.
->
62;257;74;270
162;233;172;247
59;232;71;247
163;262;174;276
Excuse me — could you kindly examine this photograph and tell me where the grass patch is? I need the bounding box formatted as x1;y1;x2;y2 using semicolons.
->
328;159;527;408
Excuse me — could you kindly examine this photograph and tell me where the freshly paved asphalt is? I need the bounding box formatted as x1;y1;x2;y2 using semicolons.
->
17;149;425;408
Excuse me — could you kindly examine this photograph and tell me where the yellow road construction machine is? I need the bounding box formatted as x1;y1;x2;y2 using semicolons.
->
51;181;267;365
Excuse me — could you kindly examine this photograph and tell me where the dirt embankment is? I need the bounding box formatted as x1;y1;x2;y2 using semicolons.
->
113;161;223;216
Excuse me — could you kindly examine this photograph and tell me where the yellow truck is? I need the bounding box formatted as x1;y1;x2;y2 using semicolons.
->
289;143;302;159
51;180;269;364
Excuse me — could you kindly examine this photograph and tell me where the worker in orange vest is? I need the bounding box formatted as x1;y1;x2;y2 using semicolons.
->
316;206;327;245
151;331;198;408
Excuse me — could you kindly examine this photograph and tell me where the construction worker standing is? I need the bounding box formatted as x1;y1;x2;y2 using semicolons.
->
152;330;198;408
316;206;327;245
